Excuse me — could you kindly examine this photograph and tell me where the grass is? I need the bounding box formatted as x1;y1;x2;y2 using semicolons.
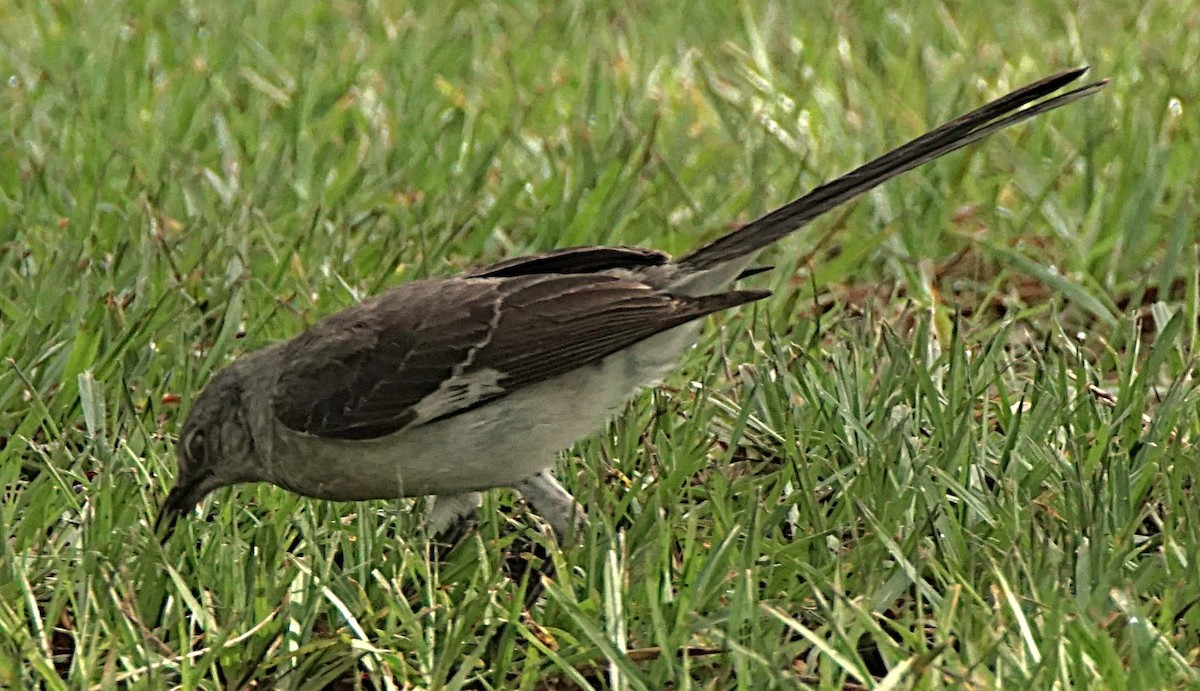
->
1;0;1198;688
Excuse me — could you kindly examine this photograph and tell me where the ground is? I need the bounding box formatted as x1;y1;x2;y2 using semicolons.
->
1;0;1198;688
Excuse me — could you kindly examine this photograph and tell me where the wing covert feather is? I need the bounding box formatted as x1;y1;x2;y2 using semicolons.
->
271;274;767;440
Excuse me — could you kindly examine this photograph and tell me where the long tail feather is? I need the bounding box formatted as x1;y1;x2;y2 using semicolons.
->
679;67;1106;271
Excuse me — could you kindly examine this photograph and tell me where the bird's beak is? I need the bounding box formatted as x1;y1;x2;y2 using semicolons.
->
154;473;211;544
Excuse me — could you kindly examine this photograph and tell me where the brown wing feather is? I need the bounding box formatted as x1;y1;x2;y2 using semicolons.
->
271;274;767;440
271;279;496;437
468;245;671;278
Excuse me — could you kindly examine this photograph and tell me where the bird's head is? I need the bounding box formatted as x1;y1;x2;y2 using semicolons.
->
155;365;259;542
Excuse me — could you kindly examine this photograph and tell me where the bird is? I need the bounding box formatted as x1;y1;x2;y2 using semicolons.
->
155;67;1105;545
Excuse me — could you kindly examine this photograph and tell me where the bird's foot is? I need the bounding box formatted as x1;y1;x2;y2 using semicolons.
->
425;491;482;558
514;470;587;545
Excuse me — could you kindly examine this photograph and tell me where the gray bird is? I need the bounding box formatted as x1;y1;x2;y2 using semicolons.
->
155;67;1105;544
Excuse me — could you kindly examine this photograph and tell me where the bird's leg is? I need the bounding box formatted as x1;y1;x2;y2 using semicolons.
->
425;491;482;547
514;470;587;545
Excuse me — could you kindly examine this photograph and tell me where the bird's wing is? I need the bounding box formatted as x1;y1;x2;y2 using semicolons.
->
467;245;671;278
270;273;767;440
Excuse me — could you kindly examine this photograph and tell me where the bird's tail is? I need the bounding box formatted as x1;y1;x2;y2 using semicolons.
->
677;67;1106;272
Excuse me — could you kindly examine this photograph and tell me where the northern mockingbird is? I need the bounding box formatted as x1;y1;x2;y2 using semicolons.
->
155;68;1104;544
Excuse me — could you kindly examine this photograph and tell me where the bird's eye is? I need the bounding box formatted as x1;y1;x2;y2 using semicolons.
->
186;430;206;461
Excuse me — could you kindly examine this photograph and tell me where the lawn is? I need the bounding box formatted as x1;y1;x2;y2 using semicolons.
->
1;0;1198;688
